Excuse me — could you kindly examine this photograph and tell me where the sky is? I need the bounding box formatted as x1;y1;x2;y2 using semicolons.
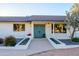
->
0;3;73;16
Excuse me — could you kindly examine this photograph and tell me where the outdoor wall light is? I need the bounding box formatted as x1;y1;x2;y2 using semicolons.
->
48;23;50;24
48;22;51;24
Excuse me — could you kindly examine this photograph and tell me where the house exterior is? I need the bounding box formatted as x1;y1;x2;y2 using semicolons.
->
0;15;79;39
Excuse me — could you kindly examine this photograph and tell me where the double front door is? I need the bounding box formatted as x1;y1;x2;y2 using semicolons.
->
34;24;45;38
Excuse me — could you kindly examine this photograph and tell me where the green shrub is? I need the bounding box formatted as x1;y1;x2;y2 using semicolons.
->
72;37;79;42
0;38;4;44
5;36;16;46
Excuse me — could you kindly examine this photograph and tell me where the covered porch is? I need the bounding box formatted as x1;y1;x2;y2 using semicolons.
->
31;21;69;39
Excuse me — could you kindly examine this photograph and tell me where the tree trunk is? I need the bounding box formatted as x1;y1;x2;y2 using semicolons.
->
71;28;76;39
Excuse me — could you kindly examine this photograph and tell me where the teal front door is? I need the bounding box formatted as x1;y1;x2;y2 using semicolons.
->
34;24;45;38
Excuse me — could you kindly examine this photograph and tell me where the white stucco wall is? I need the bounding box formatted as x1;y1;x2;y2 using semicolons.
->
13;22;32;38
0;22;32;38
69;27;79;38
45;22;70;39
46;22;79;39
0;21;79;39
0;23;13;38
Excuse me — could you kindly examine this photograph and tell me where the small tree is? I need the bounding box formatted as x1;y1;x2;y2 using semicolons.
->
65;4;79;39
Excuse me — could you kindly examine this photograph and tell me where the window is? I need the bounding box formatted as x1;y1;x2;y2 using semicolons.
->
13;24;25;31
54;23;66;33
51;23;66;33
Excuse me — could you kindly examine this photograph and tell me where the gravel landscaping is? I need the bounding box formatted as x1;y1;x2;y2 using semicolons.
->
59;39;79;45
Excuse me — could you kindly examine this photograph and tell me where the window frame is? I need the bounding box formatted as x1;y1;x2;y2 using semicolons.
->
13;24;25;32
51;23;67;33
51;24;53;33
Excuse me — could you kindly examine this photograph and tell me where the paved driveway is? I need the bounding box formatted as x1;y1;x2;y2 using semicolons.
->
31;47;79;56
0;38;53;56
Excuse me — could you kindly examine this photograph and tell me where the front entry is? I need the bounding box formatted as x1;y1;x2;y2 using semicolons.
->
34;24;45;38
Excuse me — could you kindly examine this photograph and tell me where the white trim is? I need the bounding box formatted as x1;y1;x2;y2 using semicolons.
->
53;22;54;35
47;37;66;48
15;38;32;49
15;38;25;46
32;22;34;38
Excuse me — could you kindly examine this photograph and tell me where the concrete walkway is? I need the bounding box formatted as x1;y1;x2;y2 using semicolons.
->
26;38;54;55
0;38;54;56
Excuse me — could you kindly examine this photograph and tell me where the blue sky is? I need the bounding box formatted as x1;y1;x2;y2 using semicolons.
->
0;3;73;16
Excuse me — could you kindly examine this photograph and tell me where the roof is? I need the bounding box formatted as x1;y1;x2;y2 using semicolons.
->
0;15;66;22
28;15;66;22
0;17;29;22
